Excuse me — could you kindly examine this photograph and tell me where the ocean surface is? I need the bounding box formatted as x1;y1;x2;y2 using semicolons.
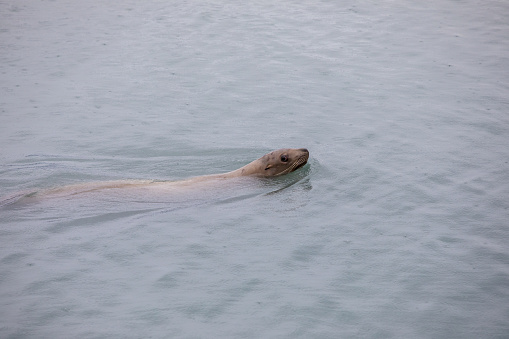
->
1;0;509;338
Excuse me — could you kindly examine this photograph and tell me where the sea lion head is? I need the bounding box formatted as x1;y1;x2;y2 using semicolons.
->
257;148;309;177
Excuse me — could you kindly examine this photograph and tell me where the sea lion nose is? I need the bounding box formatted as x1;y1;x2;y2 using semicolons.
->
299;148;309;153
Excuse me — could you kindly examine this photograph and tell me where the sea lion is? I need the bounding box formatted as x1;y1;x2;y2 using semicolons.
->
195;148;309;179
1;148;310;205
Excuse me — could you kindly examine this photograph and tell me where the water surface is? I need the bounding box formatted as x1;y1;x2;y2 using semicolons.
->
1;0;508;338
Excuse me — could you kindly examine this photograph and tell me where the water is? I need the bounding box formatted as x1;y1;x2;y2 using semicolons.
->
1;0;509;338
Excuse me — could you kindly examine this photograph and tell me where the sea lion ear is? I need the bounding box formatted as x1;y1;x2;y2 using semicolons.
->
265;164;273;170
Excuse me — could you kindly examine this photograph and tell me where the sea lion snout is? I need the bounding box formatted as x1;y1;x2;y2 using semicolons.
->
297;148;309;163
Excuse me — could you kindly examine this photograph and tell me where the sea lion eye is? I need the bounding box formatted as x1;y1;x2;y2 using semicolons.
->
280;154;289;162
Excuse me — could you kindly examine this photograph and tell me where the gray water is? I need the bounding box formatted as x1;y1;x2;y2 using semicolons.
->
1;0;509;338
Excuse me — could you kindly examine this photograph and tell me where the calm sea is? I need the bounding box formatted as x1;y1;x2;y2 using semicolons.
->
1;0;508;338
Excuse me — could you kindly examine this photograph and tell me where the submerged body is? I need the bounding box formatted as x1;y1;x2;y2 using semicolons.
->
2;148;309;205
